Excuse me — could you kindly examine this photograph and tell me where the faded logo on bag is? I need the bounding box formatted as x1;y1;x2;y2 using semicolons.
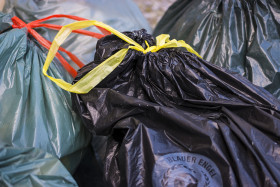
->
153;152;222;187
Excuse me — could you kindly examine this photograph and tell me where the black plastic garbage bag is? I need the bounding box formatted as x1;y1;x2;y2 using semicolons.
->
154;0;280;99
72;30;280;187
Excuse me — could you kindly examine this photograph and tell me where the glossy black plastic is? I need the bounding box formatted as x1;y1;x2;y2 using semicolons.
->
73;30;280;187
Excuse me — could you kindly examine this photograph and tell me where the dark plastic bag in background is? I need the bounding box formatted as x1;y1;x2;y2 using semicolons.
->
0;13;90;173
72;30;280;186
0;143;78;186
154;0;280;99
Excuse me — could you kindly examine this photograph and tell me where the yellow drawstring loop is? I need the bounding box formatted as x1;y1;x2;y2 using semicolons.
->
43;20;202;94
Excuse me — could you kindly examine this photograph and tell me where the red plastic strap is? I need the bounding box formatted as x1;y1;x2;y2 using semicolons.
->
11;14;111;77
31;14;111;36
46;40;84;68
32;23;105;39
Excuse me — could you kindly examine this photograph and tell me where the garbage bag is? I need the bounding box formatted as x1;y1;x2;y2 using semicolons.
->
0;143;77;187
0;13;90;173
3;0;151;66
153;0;280;99
72;29;280;186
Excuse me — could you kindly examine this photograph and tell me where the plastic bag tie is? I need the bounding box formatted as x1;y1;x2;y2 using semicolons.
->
12;15;109;77
43;20;201;94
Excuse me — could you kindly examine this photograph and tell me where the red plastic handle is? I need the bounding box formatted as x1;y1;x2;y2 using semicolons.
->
11;14;111;77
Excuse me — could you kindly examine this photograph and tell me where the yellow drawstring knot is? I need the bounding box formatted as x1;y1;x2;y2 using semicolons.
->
128;35;202;58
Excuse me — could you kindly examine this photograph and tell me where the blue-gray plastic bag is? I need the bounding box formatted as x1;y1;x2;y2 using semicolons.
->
0;143;78;187
0;13;90;173
3;0;151;66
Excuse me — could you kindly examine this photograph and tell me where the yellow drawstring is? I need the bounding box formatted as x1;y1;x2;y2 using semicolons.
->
43;20;202;94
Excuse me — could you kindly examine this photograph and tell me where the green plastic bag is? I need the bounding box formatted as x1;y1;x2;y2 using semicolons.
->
0;143;77;187
0;13;90;173
154;0;280;99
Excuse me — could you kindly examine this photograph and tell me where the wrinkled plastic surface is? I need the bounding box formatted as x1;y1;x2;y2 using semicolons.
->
73;30;280;187
42;18;200;94
154;0;280;99
0;143;77;187
3;0;151;66
0;12;11;32
0;13;90;173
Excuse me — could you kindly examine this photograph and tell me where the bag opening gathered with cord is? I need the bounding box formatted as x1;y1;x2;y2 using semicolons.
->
43;19;280;187
43;20;201;94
